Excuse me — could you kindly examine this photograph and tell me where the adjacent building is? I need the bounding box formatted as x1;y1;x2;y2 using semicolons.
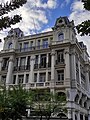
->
0;16;90;120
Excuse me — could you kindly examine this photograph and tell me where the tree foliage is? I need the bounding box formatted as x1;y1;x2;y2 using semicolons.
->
76;0;90;36
0;86;67;120
0;0;27;31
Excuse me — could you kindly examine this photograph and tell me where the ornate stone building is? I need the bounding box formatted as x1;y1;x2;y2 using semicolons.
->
0;16;90;120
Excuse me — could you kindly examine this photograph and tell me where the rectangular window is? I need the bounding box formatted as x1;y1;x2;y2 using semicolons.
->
30;41;33;50
48;72;51;81
24;42;29;51
38;40;40;49
19;43;22;51
39;73;46;82
2;58;9;70
34;73;37;82
13;75;16;84
26;74;29;83
57;70;64;81
18;75;24;84
40;54;46;68
35;55;38;64
57;51;64;63
20;57;26;66
1;75;6;84
42;39;48;48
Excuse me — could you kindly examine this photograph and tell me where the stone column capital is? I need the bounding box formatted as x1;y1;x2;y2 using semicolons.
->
51;51;55;56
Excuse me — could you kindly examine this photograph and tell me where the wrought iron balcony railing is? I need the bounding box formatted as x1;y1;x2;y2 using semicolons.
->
14;65;30;71
34;63;51;69
55;59;65;65
17;45;49;52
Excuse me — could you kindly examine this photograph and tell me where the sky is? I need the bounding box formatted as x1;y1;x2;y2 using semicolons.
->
0;0;90;54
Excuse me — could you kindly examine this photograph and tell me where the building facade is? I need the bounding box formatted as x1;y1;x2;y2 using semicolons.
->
0;17;90;120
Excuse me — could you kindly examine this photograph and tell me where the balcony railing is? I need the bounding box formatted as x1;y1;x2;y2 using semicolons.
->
34;63;51;69
16;45;49;52
55;59;65;65
14;65;30;71
2;66;8;71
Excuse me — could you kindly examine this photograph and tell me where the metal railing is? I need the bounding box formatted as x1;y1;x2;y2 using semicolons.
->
14;65;30;71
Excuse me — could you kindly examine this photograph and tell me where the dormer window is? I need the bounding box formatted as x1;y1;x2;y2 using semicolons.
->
8;42;13;49
58;33;64;41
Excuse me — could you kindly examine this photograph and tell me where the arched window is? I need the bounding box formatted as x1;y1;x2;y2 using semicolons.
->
8;42;13;49
58;33;64;41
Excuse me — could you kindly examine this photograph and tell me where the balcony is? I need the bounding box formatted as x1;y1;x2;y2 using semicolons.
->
8;81;64;89
55;59;65;65
2;66;8;71
16;45;49;53
14;65;30;71
34;63;51;69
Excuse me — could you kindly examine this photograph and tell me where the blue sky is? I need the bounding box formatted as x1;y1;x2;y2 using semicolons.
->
0;0;90;54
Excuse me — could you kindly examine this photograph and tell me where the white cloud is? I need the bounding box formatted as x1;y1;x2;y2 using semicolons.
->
60;0;70;8
0;0;57;50
69;1;90;55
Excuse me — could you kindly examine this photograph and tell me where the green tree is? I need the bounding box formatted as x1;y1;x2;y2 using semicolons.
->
76;0;90;36
0;0;27;31
0;85;30;120
30;89;67;120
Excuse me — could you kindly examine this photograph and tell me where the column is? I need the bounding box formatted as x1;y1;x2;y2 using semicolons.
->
23;73;26;84
51;50;55;85
72;110;75;120
46;53;48;82
71;50;76;87
6;56;14;84
37;55;40;82
67;109;72;120
0;58;2;71
30;55;35;83
0;58;2;83
65;48;70;86
15;74;18;85
85;67;89;91
83;114;85;120
78;58;81;84
18;57;20;67
77;111;80;120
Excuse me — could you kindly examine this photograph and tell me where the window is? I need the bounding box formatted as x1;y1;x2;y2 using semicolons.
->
34;73;37;82
38;40;40;49
57;70;64;81
24;42;29;51
20;57;26;66
8;42;12;49
19;43;22;51
18;75;24;84
13;75;16;84
35;55;38;64
40;54;46;68
2;58;9;70
26;74;29;83
1;75;6;84
48;72;51;81
42;39;48;48
39;73;46;82
30;41;33;50
57;51;64;63
58;33;64;41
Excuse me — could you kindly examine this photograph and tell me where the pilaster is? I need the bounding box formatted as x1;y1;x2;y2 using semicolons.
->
51;50;55;88
30;55;35;83
6;56;14;84
64;48;70;86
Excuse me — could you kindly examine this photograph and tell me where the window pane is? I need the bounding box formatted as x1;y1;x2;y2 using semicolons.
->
58;33;64;41
42;39;48;48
